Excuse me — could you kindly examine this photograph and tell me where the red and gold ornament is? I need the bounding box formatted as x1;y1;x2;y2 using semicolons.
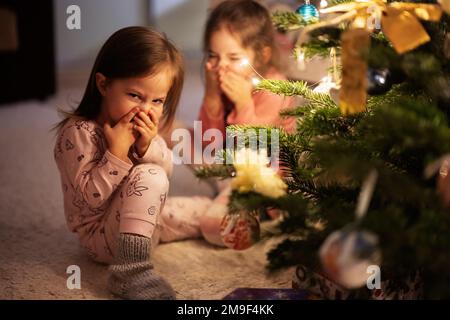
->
220;210;260;250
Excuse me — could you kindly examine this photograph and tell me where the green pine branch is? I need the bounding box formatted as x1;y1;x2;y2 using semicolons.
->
272;11;316;31
256;79;338;109
194;164;235;179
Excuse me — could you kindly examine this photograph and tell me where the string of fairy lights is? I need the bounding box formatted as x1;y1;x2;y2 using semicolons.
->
237;1;339;94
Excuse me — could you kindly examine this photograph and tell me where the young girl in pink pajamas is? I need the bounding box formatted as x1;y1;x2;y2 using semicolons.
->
54;27;211;300
196;0;296;245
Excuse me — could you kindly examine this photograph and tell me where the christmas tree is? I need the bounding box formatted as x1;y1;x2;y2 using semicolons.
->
197;0;450;299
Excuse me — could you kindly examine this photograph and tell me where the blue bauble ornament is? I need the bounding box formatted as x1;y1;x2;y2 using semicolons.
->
296;1;319;23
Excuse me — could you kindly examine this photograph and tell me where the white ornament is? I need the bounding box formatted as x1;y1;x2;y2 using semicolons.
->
313;75;338;94
319;229;382;289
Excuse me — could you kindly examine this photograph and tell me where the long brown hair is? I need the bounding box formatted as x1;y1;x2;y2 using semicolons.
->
55;26;184;132
203;0;280;75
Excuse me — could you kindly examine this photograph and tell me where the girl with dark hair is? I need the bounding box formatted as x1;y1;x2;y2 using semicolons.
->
198;0;296;245
54;26;191;299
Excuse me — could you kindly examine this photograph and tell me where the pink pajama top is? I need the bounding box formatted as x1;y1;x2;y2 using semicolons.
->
198;68;296;149
54;118;172;233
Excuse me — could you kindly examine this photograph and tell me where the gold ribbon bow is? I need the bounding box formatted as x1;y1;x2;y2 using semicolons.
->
317;0;443;54
439;0;450;15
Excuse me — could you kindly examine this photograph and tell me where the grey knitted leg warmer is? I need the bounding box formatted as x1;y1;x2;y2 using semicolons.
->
107;233;176;300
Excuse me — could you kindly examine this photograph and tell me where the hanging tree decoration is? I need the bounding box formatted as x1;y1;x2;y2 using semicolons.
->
295;0;443;115
366;67;393;95
313;48;340;95
220;210;261;251
229;148;287;199
319;170;382;289
300;0;443;55
296;0;320;23
339;28;371;114
220;148;288;250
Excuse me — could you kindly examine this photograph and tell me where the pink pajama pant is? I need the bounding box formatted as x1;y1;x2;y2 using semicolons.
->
77;163;228;264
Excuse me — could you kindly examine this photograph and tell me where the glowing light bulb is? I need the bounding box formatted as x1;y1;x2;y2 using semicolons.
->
240;58;249;67
251;77;261;87
239;57;265;80
296;50;306;70
320;0;328;8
